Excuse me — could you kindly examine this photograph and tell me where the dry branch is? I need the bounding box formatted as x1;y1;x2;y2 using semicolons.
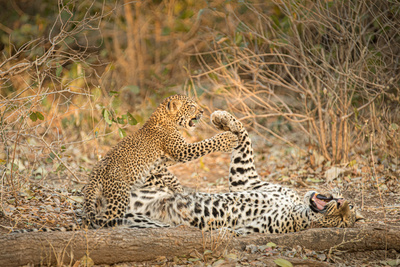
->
194;0;400;163
0;226;399;267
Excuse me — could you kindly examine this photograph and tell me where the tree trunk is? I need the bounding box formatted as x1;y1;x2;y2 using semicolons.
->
0;226;399;267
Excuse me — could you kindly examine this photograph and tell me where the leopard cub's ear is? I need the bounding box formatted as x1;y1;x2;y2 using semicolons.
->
166;99;183;114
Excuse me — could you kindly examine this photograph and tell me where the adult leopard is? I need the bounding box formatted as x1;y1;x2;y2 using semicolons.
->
124;111;364;234
83;95;239;228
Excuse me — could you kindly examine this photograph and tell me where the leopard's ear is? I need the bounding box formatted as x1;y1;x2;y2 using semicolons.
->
355;210;365;222
166;99;183;114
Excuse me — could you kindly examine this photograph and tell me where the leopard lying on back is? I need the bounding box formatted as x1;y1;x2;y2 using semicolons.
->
124;111;364;234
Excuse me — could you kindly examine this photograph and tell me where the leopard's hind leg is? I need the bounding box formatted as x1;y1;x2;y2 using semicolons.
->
211;111;267;192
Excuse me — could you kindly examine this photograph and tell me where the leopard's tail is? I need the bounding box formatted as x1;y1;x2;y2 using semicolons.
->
11;224;80;234
82;179;106;226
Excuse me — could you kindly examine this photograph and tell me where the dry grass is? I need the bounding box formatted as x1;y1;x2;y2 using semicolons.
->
0;0;245;230
0;3;398;266
0;1;117;229
192;0;400;165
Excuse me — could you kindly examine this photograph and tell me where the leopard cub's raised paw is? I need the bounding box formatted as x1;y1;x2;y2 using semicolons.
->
211;110;243;134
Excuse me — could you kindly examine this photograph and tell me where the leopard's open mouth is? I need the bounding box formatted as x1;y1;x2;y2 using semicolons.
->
188;114;202;128
310;193;345;213
310;193;333;212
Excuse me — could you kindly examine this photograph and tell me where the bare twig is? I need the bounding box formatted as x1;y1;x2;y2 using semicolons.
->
40;136;81;183
193;0;399;164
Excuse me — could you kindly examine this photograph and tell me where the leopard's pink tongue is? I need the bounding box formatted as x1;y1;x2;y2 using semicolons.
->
314;200;325;210
313;195;327;210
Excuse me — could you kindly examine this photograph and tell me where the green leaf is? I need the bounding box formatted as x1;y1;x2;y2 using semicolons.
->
127;112;138;125
56;163;66;173
49;152;57;160
235;32;243;45
117;116;126;124
118;128;127;138
56;63;62;77
29;112;37;122
112;97;122;109
180;9;194;19
103;109;112;125
109;90;119;96
46;152;56;163
11;163;19;171
92;86;102;99
390;123;399;131
36;111;44;120
161;27;171;36
266;242;277;248
273;258;293;267
208;72;219;81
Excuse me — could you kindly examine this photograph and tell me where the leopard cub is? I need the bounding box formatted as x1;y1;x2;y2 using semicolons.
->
84;95;238;228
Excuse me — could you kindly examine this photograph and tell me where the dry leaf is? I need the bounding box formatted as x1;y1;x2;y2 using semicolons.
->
325;167;346;182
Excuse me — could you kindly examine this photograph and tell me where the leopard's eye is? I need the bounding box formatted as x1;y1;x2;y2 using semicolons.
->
188;105;196;115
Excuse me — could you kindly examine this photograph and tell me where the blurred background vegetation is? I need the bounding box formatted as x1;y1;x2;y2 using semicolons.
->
0;0;399;195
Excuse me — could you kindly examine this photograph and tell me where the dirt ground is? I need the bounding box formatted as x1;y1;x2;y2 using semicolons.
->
0;129;399;266
166;148;400;267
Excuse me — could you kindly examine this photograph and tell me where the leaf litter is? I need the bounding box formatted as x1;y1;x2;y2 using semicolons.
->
0;130;399;266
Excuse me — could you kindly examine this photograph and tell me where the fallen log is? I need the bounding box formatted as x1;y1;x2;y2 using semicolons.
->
0;225;399;267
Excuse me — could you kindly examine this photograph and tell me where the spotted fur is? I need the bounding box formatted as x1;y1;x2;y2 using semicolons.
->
83;95;239;228
124;111;363;234
12;110;363;234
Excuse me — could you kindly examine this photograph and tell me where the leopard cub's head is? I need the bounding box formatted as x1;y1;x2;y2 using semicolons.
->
163;95;204;128
306;191;364;228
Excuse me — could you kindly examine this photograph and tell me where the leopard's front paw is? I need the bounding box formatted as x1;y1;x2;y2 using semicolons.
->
217;131;239;152
170;184;184;193
211;111;243;134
